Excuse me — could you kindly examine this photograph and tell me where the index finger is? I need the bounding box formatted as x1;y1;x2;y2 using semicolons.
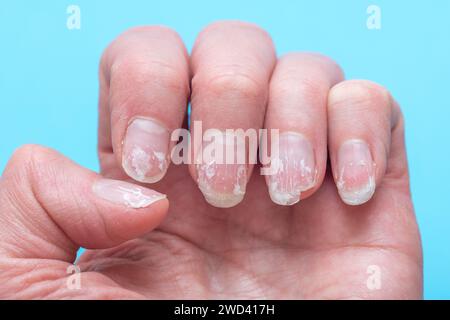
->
98;26;190;182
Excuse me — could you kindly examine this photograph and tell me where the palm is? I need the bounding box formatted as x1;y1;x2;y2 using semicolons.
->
75;156;422;299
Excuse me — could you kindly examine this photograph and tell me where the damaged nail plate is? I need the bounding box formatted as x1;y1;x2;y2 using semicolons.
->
122;117;170;183
93;179;167;208
336;139;376;206
267;132;316;206
196;131;248;208
197;162;247;208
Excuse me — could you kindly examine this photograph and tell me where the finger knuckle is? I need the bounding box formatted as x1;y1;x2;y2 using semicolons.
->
281;52;341;71
271;75;325;104
194;71;264;99
108;57;188;112
106;25;183;56
111;56;184;90
4;145;58;182
100;25;187;93
272;53;343;102
329;80;392;112
9;145;53;167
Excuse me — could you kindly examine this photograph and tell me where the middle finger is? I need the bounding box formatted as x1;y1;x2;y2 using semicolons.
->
189;21;276;208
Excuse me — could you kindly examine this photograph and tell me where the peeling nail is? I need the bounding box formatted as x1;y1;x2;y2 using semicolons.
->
122;118;170;183
196;131;247;208
336;139;376;205
268;132;316;206
93;178;166;209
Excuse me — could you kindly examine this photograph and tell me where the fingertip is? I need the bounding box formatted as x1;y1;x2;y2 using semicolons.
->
333;139;377;206
0;145;170;260
91;178;169;244
120;117;171;184
327;80;394;207
98;27;190;187
264;132;321;207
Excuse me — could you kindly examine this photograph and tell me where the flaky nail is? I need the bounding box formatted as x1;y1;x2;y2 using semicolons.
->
268;132;316;206
93;178;166;208
196;132;247;208
122;118;170;183
336;139;376;205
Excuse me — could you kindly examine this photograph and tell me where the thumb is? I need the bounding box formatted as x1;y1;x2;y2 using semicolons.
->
0;144;169;262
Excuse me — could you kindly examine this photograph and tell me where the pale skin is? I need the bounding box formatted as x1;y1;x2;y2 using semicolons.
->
0;22;422;299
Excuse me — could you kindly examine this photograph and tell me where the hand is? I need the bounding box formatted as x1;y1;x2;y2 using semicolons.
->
0;22;422;299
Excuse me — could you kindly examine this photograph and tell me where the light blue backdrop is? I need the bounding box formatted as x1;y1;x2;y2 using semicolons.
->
0;0;449;299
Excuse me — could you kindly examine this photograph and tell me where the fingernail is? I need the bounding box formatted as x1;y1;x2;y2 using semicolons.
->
336;139;376;205
122;118;170;183
268;132;316;206
93;178;166;209
196;132;247;208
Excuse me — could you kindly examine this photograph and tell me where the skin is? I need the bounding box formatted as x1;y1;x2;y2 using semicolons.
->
0;22;422;299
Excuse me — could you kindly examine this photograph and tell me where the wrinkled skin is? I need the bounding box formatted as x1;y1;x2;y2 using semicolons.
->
0;146;422;299
84;141;422;299
0;22;422;300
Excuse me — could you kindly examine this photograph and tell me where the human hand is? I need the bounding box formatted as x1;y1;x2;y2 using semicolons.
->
0;22;422;299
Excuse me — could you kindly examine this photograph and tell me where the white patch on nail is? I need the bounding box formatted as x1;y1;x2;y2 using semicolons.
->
233;165;246;196
205;163;216;179
153;151;167;171
337;161;376;206
267;156;315;206
196;161;246;208
268;180;301;206
300;159;313;178
271;158;283;174
130;146;151;180
117;185;165;208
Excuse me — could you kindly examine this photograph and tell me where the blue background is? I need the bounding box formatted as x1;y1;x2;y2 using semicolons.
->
0;0;449;299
